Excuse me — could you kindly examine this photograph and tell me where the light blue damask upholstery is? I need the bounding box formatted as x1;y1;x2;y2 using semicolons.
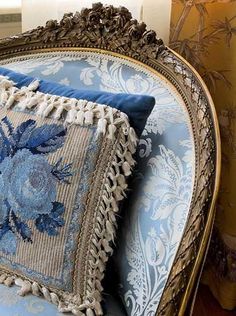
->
0;51;195;316
0;285;125;316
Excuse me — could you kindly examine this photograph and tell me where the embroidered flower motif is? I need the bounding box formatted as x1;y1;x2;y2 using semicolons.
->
0;231;17;255
0;149;57;221
0;180;8;225
0;116;73;255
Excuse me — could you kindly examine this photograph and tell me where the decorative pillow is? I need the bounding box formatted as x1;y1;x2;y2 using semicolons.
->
0;75;138;315
0;67;156;137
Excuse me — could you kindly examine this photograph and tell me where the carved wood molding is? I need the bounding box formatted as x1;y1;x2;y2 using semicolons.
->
155;50;220;315
0;2;165;60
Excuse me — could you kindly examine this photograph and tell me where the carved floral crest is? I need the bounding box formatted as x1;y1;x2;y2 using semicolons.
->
0;2;165;60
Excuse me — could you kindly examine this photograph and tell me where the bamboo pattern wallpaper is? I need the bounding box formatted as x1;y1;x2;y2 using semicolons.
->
170;0;236;310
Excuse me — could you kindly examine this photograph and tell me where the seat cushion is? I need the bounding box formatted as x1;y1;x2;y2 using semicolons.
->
0;284;126;316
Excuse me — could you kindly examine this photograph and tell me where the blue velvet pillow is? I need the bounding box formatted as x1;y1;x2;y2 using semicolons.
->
0;67;155;136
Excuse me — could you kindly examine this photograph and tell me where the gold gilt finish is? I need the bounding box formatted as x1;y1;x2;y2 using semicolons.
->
0;3;221;315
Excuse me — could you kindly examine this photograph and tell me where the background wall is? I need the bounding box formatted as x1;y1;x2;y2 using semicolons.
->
170;0;236;310
21;0;171;44
0;2;21;38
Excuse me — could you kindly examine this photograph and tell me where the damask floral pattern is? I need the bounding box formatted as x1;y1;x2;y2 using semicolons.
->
0;284;65;315
0;117;72;255
0;287;21;306
0;284;125;316
121;141;193;315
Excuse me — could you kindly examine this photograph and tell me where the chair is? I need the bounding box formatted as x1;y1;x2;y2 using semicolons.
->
0;3;220;315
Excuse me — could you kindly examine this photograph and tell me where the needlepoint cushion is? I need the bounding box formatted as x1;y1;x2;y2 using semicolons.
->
0;67;156;137
0;75;138;315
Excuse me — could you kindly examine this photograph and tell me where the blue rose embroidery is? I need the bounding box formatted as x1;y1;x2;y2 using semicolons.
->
0;117;73;255
0;149;57;220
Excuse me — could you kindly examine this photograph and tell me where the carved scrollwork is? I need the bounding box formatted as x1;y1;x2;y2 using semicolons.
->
0;2;165;60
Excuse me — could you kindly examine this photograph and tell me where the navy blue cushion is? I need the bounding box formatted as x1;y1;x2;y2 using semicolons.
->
0;67;155;136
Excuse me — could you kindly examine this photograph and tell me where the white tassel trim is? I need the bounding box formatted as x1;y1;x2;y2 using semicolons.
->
83;112;138;313
0;75;138;316
0;76;138;144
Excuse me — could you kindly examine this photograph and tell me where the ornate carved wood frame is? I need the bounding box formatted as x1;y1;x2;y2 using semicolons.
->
0;3;221;315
